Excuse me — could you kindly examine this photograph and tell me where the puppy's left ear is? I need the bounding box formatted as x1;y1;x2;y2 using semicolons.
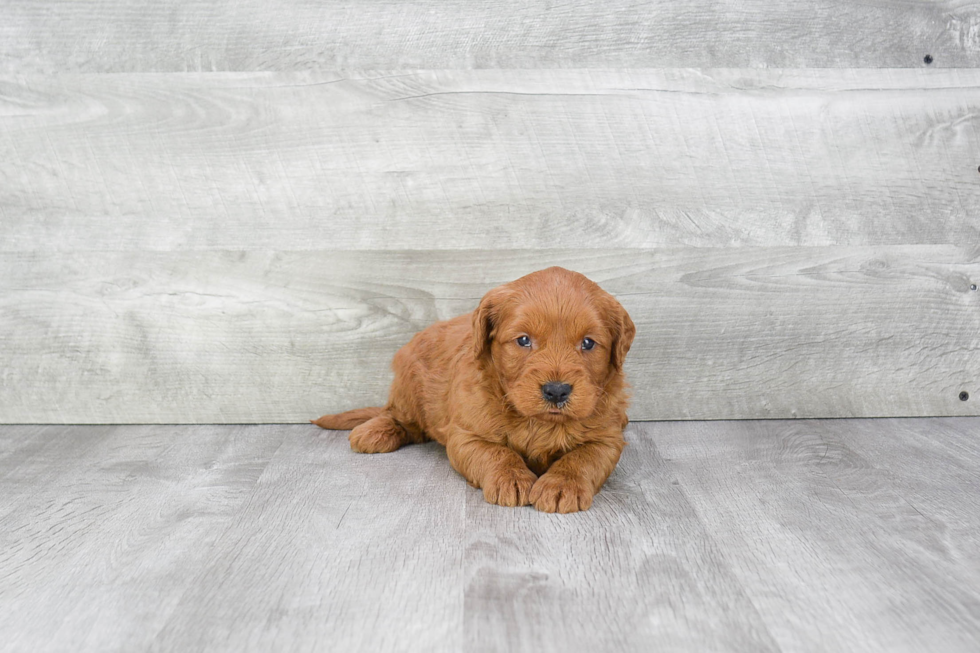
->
472;286;510;362
608;298;636;371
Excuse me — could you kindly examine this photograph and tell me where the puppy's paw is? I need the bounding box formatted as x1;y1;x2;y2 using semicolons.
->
482;466;537;507
530;474;594;513
349;416;405;454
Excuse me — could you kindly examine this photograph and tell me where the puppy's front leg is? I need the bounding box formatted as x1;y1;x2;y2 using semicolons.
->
446;432;537;507
530;438;626;514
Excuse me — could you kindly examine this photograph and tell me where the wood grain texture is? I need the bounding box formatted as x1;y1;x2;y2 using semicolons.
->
153;430;464;652
825;417;980;575
653;419;980;652
0;425;287;652
2;69;979;251
1;247;977;423
465;430;780;652
2;0;980;72
3;420;980;651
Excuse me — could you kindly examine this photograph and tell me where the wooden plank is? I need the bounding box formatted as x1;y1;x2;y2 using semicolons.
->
152;428;465;651
0;424;285;652
2;1;979;72
2;69;979;251
1;247;977;423
4;421;980;651
464;423;780;652
0;425;61;480
820;417;980;562
652;418;980;652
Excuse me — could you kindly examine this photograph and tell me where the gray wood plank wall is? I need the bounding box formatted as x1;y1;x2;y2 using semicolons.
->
4;1;980;71
1;3;979;422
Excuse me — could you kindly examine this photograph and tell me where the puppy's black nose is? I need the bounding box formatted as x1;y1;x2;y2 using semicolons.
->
541;382;572;405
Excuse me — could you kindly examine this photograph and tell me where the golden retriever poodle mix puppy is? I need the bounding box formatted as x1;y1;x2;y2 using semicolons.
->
313;266;635;513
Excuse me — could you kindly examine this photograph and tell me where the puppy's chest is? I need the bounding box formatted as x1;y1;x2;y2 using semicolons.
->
507;422;582;475
522;452;561;477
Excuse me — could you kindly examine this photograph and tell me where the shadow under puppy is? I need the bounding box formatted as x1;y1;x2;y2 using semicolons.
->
313;266;635;513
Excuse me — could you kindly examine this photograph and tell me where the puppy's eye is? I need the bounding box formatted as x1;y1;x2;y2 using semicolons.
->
516;335;531;348
581;337;596;351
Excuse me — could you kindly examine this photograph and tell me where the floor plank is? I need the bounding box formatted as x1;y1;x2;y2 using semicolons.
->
464;430;779;652
0;425;69;481
653;419;980;652
2;420;979;652
152;429;465;652
822;418;980;577
0;425;286;653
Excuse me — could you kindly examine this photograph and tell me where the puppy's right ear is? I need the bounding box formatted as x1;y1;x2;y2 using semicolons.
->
472;286;509;361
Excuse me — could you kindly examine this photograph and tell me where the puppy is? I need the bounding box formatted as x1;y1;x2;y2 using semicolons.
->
313;266;635;513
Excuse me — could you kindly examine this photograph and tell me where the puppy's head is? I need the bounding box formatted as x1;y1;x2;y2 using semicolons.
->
472;267;634;423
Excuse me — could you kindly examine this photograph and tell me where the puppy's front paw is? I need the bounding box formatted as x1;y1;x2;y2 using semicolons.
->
482;466;537;507
530;474;594;513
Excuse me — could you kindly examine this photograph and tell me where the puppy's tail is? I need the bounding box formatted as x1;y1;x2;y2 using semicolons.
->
310;406;384;430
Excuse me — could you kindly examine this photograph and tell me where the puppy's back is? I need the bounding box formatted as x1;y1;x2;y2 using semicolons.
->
387;313;476;439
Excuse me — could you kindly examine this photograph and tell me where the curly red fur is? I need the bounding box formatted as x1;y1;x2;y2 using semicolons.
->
313;267;635;513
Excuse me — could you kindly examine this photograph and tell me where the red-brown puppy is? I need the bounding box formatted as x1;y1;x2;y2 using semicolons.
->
313;267;635;513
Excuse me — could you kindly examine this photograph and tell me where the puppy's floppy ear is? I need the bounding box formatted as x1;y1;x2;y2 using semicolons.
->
472;286;510;361
607;297;636;371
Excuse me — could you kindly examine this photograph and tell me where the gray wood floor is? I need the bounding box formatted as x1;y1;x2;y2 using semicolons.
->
1;419;978;652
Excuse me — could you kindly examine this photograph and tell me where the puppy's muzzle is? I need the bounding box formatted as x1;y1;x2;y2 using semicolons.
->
541;382;573;406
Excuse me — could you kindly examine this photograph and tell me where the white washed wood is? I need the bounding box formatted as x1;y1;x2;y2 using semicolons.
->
3;420;980;651
652;419;980;652
153;430;464;652
1;247;977;423
0;425;287;653
2;0;979;72
465;428;780;652
2;70;979;251
0;424;57;480
822;417;980;572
